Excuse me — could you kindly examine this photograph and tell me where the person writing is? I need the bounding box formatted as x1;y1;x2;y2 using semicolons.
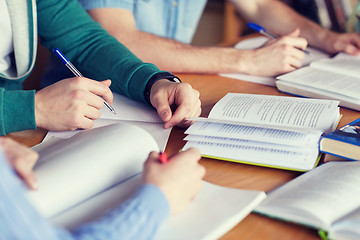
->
0;0;201;136
0;137;205;239
41;0;360;87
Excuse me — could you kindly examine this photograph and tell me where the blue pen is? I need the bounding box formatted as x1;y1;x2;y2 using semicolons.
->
247;22;310;54
54;48;116;115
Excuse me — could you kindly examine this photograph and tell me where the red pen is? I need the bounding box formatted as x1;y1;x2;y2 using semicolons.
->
159;151;168;164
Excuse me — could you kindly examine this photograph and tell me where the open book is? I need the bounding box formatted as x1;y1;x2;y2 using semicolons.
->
28;123;266;240
276;52;360;111
182;93;341;171
255;161;360;240
220;36;329;86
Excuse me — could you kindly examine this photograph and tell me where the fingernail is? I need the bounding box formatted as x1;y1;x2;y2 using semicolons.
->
161;111;169;119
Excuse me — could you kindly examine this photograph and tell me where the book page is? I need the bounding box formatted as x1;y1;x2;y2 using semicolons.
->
311;52;360;78
330;207;360;240
184;121;322;147
100;92;162;123
41;119;171;151
207;93;340;132
219;36;329;86
52;174;266;240
276;80;360;112
182;140;319;171
277;67;360;100
27;123;159;218
184;135;317;153
255;162;360;229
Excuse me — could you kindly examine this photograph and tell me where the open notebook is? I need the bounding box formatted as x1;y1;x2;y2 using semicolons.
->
29;123;266;240
42;93;171;151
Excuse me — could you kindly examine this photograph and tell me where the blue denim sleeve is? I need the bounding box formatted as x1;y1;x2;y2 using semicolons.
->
0;151;170;240
78;0;135;11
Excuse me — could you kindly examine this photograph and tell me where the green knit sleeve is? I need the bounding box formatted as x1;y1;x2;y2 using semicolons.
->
0;89;37;136
36;0;163;104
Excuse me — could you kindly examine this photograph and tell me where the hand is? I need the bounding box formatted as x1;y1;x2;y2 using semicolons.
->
143;148;205;214
323;32;360;55
242;28;307;76
150;80;201;128
0;137;38;189
35;78;113;131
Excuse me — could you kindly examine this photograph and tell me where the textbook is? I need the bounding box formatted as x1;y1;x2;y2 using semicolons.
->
320;117;360;161
182;93;341;171
255;161;360;240
276;52;360;111
28;123;266;240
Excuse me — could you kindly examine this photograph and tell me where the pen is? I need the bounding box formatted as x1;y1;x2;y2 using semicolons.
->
247;22;310;54
53;48;116;115
159;151;168;164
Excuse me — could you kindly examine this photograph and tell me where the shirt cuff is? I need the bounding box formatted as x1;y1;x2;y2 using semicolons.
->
0;89;37;135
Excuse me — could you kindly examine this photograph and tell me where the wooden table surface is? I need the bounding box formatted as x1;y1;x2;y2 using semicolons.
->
7;74;360;240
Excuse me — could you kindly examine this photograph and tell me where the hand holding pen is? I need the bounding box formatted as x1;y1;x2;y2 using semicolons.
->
54;48;116;114
248;22;310;54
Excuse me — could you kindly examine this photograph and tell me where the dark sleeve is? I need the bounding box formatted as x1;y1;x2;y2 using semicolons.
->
36;0;168;103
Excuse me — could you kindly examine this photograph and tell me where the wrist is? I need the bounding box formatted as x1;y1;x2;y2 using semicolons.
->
144;72;181;105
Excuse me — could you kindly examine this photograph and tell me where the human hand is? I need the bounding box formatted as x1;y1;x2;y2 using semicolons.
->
323;32;360;56
142;148;205;215
0;137;38;189
35;78;113;131
149;80;201;128
242;28;307;76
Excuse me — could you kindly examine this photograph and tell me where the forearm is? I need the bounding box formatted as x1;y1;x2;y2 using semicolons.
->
37;0;163;103
113;31;246;74
72;184;170;240
230;0;334;51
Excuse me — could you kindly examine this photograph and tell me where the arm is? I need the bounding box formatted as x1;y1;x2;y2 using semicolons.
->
86;7;306;76
33;0;199;131
0;144;204;240
229;0;360;55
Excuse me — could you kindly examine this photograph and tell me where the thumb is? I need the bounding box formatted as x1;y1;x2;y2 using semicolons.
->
100;79;112;87
152;94;173;123
287;28;300;37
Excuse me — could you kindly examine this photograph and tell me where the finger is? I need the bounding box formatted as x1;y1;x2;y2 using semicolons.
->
344;44;360;56
77;117;95;130
286;28;300;38
12;153;39;189
175;99;201;128
144;151;161;167
84;106;102;120
151;92;173;123
101;79;112;87
173;148;201;162
86;80;114;105
83;92;105;109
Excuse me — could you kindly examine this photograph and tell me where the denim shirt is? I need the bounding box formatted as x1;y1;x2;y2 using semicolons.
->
78;0;208;43
0;151;170;240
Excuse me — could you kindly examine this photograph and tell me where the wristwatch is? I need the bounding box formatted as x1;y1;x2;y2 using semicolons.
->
144;72;181;105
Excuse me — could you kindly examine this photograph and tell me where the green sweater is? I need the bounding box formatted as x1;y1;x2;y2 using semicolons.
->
0;0;164;135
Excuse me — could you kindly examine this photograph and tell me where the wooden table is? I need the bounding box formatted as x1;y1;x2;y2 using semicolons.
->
7;74;360;240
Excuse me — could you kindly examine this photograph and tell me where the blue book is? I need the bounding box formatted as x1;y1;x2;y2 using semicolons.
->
320;118;360;161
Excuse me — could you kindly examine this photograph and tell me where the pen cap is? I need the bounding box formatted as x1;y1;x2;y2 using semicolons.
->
247;22;266;32
53;48;69;65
